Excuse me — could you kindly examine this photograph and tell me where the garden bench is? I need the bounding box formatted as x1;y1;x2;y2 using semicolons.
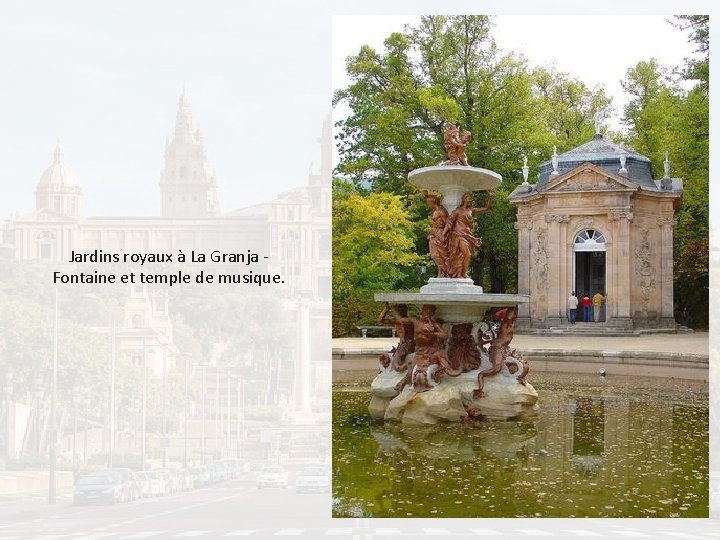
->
356;325;397;338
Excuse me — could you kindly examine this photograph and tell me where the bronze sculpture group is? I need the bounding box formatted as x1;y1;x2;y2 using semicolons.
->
442;122;472;166
370;122;535;422
426;191;494;279
378;302;528;399
426;123;494;279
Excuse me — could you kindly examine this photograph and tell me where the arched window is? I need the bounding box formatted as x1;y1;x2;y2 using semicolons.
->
574;229;606;252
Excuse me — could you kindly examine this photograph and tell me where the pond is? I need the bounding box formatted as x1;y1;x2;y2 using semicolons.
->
332;372;708;518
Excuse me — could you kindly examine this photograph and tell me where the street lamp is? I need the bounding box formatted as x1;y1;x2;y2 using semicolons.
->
417;260;428;286
48;288;58;505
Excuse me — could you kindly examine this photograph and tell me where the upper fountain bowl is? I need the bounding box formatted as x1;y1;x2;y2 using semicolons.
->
409;165;502;211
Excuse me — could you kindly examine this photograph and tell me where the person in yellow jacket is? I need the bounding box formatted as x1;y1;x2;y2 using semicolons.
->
592;291;606;322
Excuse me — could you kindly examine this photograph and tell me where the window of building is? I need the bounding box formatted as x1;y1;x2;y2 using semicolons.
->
574;229;606;251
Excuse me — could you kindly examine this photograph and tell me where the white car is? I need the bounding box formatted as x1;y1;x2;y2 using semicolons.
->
256;465;288;488
295;465;331;494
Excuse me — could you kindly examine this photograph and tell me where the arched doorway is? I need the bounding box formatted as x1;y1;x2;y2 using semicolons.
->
574;229;606;321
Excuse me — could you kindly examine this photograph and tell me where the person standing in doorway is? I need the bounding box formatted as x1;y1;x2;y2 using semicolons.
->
592;291;606;322
581;293;592;322
567;291;579;325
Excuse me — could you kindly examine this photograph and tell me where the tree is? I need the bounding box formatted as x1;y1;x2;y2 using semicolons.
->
336;17;533;291
620;19;709;327
332;187;420;335
532;66;612;149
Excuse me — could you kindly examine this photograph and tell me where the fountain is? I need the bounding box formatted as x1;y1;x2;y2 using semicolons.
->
369;123;538;424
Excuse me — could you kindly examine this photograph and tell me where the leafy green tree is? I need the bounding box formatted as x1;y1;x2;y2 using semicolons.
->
620;18;709;327
334;16;611;293
333;187;420;335
532;66;612;149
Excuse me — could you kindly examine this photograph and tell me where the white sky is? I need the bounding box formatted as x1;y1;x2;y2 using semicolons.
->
0;1;331;219
0;5;708;221
332;14;698;139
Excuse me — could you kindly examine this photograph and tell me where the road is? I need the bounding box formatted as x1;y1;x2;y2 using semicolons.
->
0;474;719;539
0;467;336;539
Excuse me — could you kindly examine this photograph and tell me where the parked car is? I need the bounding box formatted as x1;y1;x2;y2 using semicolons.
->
256;465;288;489
206;462;224;483
173;468;190;491
109;467;140;501
295;465;331;494
190;466;210;487
221;458;241;479
73;471;125;505
156;468;182;493
154;469;175;495
133;471;152;498
145;470;164;497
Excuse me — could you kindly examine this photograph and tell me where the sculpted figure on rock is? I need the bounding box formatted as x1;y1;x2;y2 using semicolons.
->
442;123;472;166
377;303;415;372
389;304;456;393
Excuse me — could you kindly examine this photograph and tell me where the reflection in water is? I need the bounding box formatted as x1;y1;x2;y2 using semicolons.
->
571;397;605;475
333;374;708;518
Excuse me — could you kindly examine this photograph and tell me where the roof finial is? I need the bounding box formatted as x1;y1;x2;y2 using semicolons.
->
663;152;671;179
594;106;610;136
549;146;559;179
53;140;64;164
618;146;628;177
521;155;529;185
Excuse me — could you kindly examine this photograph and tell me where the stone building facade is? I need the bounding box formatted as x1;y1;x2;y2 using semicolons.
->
508;134;682;330
1;93;331;304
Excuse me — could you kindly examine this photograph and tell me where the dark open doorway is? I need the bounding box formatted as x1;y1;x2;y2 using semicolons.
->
575;251;606;321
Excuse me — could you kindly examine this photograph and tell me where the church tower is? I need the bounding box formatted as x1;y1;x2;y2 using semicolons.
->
159;92;220;218
35;142;82;217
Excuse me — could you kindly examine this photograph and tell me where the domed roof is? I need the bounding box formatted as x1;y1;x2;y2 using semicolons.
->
537;134;657;191
37;143;81;191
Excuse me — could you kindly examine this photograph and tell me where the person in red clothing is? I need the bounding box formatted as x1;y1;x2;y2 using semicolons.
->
581;293;592;322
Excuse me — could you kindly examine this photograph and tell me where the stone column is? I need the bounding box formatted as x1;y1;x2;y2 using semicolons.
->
515;216;532;328
658;216;677;326
609;211;633;328
544;214;569;326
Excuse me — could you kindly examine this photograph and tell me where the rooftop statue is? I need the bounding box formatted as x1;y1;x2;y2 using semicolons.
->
594;106;610;134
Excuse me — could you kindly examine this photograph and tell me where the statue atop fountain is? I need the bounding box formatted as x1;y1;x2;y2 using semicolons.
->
369;125;538;424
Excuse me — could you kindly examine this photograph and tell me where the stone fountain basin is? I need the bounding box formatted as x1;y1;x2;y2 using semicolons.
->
409;165;502;210
374;291;529;323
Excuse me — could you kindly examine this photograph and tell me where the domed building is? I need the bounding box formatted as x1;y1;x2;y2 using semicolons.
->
508;131;682;331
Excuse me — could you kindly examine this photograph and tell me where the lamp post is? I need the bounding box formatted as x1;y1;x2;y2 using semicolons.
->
108;321;116;468
214;371;220;458
416;260;428;287
48;288;58;505
183;355;189;468
200;364;206;463
2;372;13;461
236;377;241;459
141;338;147;471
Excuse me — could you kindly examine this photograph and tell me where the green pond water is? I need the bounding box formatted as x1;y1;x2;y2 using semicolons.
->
332;373;708;518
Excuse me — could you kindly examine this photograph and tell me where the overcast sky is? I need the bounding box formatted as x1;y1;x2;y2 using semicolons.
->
0;1;331;219
0;4;710;222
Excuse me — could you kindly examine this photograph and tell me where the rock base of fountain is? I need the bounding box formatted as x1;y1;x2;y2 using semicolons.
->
369;350;538;424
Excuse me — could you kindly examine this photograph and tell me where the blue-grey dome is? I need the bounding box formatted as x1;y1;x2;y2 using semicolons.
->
537;134;656;190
